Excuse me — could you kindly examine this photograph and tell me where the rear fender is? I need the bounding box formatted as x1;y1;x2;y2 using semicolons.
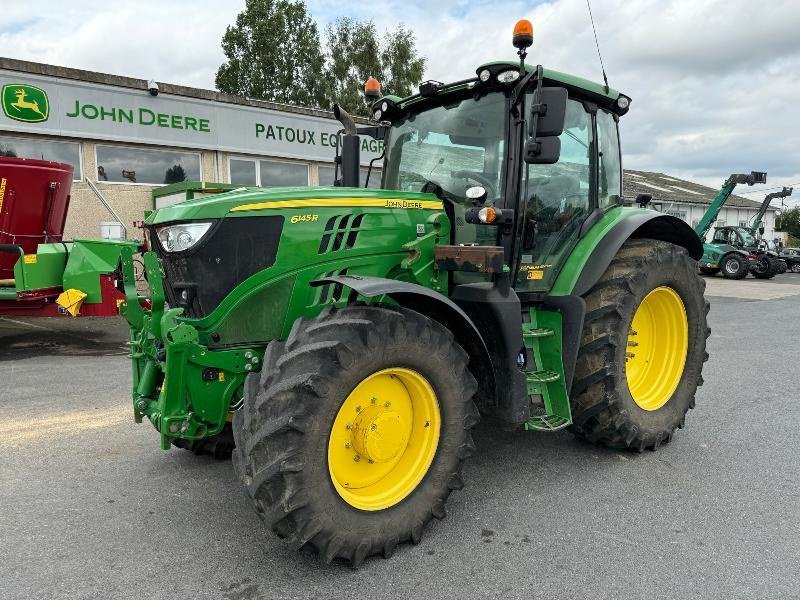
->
554;211;702;297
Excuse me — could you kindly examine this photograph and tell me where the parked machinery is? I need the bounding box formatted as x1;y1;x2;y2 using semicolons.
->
0;157;140;317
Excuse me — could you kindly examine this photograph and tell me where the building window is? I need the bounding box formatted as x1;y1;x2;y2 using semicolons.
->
260;159;308;187
95;145;200;184
317;163;381;188
318;163;336;186
0;136;82;180
229;158;258;186
228;157;309;187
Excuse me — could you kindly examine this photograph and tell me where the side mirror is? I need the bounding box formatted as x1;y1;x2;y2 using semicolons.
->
636;193;653;208
524;87;568;165
524;136;561;164
529;88;568;137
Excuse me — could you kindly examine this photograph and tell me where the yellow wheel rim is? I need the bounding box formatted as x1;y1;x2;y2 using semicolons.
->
327;368;441;511
625;286;689;411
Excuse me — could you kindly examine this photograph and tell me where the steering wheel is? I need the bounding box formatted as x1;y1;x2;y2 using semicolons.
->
452;170;496;199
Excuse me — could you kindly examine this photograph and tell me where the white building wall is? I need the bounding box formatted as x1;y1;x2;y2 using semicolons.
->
655;201;777;242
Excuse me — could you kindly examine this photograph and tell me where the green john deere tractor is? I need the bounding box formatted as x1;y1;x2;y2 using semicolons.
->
120;22;709;565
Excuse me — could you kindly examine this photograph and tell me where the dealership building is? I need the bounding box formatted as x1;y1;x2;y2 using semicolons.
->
0;58;778;242
0;58;382;240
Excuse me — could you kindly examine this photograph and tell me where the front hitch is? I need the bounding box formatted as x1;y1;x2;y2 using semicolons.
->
119;247;263;449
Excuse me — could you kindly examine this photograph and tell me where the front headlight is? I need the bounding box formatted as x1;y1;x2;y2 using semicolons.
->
156;221;213;252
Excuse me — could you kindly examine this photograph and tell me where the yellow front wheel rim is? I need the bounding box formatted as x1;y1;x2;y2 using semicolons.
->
625;286;689;411
328;368;441;511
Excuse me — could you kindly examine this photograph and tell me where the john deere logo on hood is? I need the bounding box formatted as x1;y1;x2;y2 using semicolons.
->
2;84;49;123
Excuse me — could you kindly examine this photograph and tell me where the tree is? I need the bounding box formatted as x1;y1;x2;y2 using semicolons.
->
164;164;187;184
380;25;426;101
323;18;382;114
215;2;427;115
776;207;800;240
215;0;326;107
323;19;426;114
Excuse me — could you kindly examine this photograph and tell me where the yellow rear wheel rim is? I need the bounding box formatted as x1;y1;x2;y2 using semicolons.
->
625;286;689;411
328;368;441;511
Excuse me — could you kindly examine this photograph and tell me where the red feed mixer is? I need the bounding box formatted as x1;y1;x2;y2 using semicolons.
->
0;157;71;279
0;156;141;317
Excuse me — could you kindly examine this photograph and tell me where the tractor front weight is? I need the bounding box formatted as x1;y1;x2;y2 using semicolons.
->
120;247;259;450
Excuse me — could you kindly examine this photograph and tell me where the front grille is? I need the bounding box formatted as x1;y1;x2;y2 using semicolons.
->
152;216;283;318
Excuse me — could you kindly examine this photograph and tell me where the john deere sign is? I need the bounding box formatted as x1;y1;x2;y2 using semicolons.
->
0;71;381;164
2;84;49;123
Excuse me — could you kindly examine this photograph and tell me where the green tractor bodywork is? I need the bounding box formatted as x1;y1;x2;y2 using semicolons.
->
121;63;699;446
120;46;708;563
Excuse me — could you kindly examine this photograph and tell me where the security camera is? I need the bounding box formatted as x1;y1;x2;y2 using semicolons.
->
147;79;159;96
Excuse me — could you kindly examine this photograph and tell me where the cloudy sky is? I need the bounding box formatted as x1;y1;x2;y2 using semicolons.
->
2;0;799;205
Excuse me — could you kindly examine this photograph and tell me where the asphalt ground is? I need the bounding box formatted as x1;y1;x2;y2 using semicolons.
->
1;274;799;600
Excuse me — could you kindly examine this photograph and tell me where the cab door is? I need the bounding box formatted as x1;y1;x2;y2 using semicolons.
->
514;98;613;292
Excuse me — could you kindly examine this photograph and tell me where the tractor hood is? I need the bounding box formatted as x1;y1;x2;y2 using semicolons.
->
146;186;441;225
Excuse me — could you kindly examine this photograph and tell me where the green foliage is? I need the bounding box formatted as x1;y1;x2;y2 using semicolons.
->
216;2;426;115
215;0;327;107
775;207;800;239
324;19;426;114
380;25;426;100
164;164;187;185
323;18;382;114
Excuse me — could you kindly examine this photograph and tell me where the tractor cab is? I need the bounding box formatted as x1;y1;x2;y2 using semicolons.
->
351;53;631;294
711;226;758;250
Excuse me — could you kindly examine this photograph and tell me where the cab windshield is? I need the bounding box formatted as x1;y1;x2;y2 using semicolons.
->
738;229;756;246
383;92;507;202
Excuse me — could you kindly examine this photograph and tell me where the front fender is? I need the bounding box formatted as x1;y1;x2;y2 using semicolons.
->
312;274;498;414
551;209;702;297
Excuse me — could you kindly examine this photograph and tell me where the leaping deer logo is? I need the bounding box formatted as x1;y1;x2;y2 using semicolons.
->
2;84;49;122
11;88;46;119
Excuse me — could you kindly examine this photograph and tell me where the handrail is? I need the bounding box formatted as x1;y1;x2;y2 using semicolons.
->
84;178;128;239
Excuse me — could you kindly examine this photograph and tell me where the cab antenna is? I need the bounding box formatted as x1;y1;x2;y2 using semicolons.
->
586;0;610;93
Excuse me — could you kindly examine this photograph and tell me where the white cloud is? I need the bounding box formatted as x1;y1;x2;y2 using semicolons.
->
1;0;798;204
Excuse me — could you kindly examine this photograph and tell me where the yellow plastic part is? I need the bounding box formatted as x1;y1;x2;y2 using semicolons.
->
327;368;441;511
625;286;689;411
56;288;88;317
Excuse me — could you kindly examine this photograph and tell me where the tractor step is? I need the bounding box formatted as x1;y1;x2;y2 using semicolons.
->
522;327;554;339
522;309;572;432
524;414;570;431
526;369;561;384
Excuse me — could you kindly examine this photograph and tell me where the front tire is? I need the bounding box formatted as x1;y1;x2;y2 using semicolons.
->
232;305;478;566
721;253;748;279
569;239;710;451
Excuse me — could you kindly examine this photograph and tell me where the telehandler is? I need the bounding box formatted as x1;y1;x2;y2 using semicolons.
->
120;20;709;565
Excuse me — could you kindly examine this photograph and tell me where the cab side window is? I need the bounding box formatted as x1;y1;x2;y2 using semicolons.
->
596;109;622;209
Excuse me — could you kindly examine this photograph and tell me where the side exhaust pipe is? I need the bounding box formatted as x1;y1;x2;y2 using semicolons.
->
333;104;360;188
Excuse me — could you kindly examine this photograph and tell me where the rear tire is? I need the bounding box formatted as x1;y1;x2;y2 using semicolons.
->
569;239;710;451
721;253;748;279
232;305;478;566
791;263;800;274
752;256;776;279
